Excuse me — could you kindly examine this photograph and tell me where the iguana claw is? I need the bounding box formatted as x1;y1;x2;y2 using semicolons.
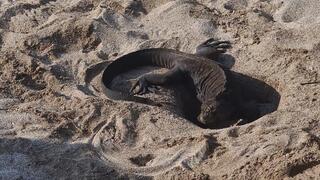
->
130;77;159;95
202;38;215;45
196;39;232;56
207;40;232;50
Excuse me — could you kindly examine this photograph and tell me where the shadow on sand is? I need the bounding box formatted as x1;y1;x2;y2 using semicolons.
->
0;137;151;179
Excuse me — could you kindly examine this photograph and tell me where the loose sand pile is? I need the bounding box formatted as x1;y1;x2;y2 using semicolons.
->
0;0;319;179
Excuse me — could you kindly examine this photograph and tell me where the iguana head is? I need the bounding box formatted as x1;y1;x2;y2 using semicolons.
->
198;100;234;127
198;103;219;126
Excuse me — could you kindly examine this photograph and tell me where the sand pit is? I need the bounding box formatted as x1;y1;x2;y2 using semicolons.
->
0;0;319;179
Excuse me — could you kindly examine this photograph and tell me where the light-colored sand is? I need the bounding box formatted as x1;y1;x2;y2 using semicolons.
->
0;0;319;179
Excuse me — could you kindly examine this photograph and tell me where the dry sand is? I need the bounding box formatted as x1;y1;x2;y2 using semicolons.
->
0;0;319;179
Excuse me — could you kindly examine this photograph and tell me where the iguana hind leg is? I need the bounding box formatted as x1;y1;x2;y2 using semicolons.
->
196;39;231;59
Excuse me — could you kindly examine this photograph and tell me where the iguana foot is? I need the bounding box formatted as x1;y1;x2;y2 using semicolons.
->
200;39;232;53
196;38;232;59
130;77;159;95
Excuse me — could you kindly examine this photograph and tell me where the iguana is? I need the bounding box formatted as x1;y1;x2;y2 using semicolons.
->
101;38;233;126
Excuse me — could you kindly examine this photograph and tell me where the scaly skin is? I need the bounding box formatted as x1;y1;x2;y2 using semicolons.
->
101;39;232;126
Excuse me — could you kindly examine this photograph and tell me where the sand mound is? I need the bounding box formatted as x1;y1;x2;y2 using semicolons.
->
0;0;319;179
275;0;320;24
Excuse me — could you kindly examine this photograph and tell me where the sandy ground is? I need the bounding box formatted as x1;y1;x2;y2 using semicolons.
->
0;0;319;179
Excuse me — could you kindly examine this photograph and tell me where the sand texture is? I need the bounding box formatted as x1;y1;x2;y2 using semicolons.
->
0;0;319;179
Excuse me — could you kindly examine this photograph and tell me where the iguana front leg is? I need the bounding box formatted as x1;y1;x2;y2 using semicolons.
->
130;68;184;95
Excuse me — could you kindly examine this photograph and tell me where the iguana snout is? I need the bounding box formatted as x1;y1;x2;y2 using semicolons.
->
197;103;218;126
198;100;235;127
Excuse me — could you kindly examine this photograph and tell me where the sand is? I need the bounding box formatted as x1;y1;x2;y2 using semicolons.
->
0;0;319;179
